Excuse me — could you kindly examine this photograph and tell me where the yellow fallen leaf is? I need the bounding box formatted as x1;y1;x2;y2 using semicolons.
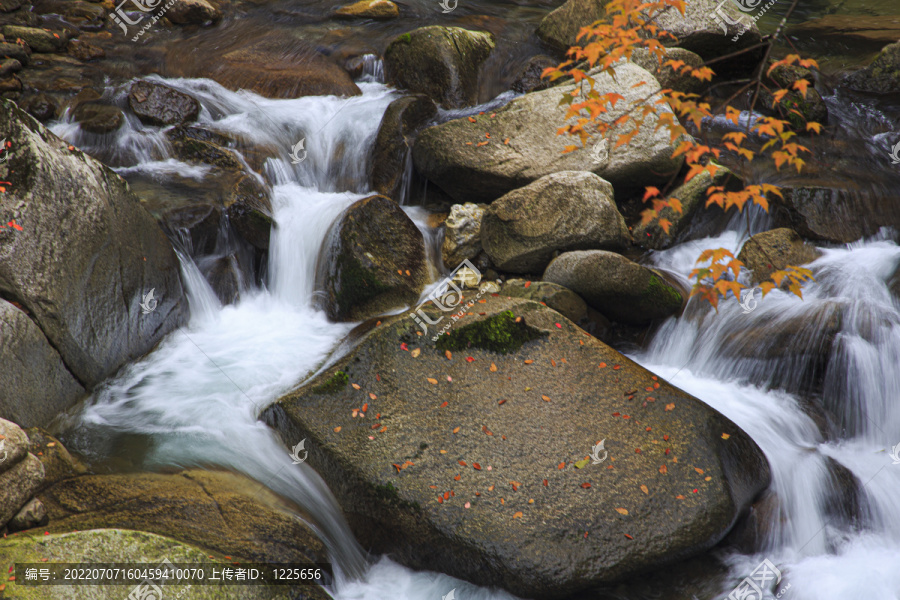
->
665;403;675;411
721;433;731;440
427;378;438;385
352;383;361;390
640;485;648;495
453;427;460;434
695;467;704;475
411;348;421;358
615;508;629;515
440;450;448;454
490;363;497;372
705;476;712;481
574;458;590;469
334;426;342;432
513;511;523;518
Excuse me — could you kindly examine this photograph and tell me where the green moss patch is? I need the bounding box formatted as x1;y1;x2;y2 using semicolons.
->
311;370;349;394
436;310;545;354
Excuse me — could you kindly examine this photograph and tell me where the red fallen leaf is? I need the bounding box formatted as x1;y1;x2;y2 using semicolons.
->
400;343;408;351
466;357;475;362
476;141;489;147
371;423;380;429
454;474;461;481
624;389;637;396
659;465;668;474
444;492;450;500
440;401;449;408
646;396;656;402
376;374;381;381
635;448;641;453
665;403;675;411
580;483;591;489
490;113;496;118
450;490;455;497
646;387;653;391
676;495;685;499
362;403;369;412
377;413;381;419
663;434;670;441
612;412;620;416
524;359;534;364
624;534;634;540
665;448;670;455
510;483;518;491
558;462;565;470
623;415;631;419
652;376;658;381
445;350;453;360
438;496;444;504
584;531;589;538
542;395;551;402
524;281;531;288
430;485;437;489
468;117;476;122
482;425;493;436
551;359;557;367
498;399;506;405
693;489;699;493
598;362;607;368
543;479;548;486
555;323;562;328
473;463;482;470
646;427;652;431
391;463;401;473
501;435;506;440
613;365;621;370
459;460;467;466
503;138;510;145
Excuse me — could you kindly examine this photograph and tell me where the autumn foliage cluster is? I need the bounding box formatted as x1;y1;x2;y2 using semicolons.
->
544;0;817;308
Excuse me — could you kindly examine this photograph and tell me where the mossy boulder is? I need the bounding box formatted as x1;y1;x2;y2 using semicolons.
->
262;295;769;599
481;171;631;274
1;25;66;53
500;279;588;324
72;103;124;134
412;63;682;204
761;62;828;128
543;250;684;325
166;125;244;170
384;26;495;109
0;529;325;600
633;164;742;250
737;228;821;285
323;195;428;321
844;40;900;94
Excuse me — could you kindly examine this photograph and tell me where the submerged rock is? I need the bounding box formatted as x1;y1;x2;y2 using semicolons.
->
322;194;428;321
263;295;770;599
0;99;187;392
481;171;630;274
844;40;900;94
413;62;681;203
335;0;399;19
543;250;684;326
384;26;495;109
128;80;201;127
72;102;124;134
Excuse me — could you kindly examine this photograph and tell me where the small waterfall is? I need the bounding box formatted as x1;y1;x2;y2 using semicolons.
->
632;228;900;599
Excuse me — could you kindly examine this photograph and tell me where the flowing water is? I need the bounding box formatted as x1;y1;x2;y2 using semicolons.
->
45;1;900;598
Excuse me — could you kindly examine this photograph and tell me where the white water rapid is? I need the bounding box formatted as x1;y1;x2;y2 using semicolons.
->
51;74;900;600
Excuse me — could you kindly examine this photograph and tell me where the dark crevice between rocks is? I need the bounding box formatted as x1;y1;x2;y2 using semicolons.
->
0;287;89;390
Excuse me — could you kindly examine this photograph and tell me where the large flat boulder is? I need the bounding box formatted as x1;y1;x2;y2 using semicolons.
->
0;99;187;390
481;171;630;274
263;296;770;599
412;62;682;203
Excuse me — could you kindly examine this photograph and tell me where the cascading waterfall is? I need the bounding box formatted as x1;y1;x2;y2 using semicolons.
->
633;229;900;599
50;70;900;599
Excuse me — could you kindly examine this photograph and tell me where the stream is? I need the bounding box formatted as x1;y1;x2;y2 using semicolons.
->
40;1;900;599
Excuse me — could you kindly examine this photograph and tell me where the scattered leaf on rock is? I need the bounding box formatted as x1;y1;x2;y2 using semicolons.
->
665;403;675;411
352;383;361;390
445;350;453;360
721;433;731;440
334;426;341;432
513;511;523;519
574;458;590;469
541;395;551;402
640;485;649;495
580;482;591;489
659;465;668;474
524;359;533;364
411;348;421;358
615;508;629;515
490;363;497;372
